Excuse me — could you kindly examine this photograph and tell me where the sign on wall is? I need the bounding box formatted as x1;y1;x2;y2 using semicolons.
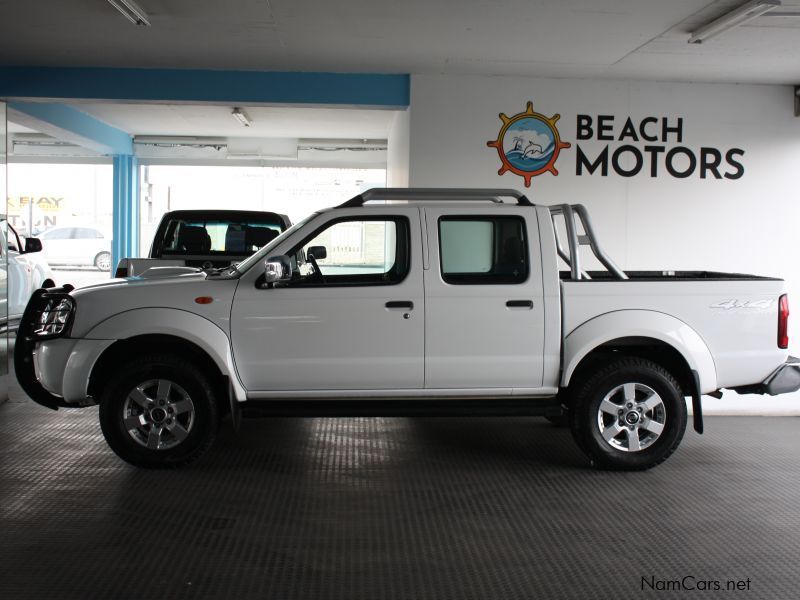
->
487;100;745;187
6;196;63;232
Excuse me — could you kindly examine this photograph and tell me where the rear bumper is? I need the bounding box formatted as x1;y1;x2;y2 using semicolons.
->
733;357;800;396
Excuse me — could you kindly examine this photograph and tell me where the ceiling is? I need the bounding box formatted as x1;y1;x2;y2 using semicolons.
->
6;103;395;164
1;0;800;85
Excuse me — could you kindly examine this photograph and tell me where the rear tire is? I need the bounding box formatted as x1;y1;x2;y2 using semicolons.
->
569;357;687;470
94;251;112;271
99;354;218;468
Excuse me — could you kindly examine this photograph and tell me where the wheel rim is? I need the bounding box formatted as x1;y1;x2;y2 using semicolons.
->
96;253;111;270
596;382;666;453
122;379;195;450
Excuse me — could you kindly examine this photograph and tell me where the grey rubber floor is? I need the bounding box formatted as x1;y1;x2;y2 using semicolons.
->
1;399;799;600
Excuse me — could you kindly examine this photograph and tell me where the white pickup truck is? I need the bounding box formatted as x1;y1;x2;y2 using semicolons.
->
15;188;800;470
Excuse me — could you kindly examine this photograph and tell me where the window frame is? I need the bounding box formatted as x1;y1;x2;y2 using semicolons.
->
437;215;530;286
283;215;411;288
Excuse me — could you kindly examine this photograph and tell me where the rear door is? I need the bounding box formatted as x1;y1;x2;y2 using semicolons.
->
423;206;546;391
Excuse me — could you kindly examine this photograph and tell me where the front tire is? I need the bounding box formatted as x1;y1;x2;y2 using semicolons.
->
569;357;687;471
99;354;218;468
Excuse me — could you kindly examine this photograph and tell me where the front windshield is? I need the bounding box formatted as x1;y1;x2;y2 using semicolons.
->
235;213;319;273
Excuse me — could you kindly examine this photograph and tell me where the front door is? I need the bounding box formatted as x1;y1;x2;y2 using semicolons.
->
231;208;424;392
423;207;546;390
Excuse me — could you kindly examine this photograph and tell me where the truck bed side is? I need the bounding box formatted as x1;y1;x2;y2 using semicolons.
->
561;278;787;390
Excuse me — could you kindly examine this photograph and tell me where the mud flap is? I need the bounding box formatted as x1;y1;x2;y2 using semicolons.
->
691;370;703;434
228;379;242;431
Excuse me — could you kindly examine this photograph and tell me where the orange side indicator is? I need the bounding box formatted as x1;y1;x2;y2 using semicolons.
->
195;296;214;305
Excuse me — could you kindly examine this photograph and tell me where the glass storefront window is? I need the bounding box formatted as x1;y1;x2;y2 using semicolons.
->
139;166;386;253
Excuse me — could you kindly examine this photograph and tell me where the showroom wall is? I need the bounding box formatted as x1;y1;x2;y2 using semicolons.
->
407;74;800;414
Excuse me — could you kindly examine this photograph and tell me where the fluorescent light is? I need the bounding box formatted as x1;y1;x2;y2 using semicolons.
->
107;0;150;26
231;108;252;127
689;0;780;43
133;136;227;150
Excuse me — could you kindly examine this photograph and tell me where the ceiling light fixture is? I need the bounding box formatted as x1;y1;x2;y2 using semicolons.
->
231;108;252;127
689;0;780;43
107;0;151;26
133;136;227;151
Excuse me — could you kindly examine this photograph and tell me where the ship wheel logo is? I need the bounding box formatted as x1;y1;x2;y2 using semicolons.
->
486;101;571;187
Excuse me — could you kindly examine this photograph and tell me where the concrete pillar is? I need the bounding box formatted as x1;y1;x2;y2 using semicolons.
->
112;155;139;271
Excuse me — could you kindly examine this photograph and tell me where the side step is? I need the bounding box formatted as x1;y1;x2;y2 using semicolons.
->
241;399;563;418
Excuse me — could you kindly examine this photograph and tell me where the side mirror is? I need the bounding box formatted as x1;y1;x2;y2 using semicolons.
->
264;255;292;283
24;237;43;254
307;245;327;261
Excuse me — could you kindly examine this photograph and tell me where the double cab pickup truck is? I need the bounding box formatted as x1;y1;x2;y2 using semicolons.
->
15;188;800;470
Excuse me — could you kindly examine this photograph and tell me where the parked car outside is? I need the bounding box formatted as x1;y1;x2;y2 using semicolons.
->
1;218;55;328
38;226;112;271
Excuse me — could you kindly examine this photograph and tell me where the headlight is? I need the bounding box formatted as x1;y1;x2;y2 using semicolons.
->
33;296;75;338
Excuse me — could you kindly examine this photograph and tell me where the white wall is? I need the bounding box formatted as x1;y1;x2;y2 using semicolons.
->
387;108;410;187
409;74;800;414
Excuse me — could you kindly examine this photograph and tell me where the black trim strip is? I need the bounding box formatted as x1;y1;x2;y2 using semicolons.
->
241;398;562;418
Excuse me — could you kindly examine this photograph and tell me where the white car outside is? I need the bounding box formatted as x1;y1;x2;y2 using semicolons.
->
1;219;55;326
38;226;112;271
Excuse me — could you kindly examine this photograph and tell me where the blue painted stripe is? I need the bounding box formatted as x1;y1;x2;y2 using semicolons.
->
9;101;133;155
0;67;410;108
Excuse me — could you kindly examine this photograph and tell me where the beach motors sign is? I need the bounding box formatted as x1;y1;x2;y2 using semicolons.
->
487;101;745;187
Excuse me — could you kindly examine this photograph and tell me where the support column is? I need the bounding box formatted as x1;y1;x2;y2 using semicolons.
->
112;155;139;271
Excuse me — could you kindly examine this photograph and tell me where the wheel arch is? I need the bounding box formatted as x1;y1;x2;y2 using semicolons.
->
562;310;718;397
565;336;697;403
88;334;230;414
78;307;246;402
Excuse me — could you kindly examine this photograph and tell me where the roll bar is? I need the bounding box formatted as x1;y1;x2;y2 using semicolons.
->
549;204;627;280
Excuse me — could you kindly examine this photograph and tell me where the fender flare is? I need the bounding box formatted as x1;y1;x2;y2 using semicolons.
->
562;310;718;394
81;307;247;402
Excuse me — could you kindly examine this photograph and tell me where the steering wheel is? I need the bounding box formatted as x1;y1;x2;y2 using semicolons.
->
306;253;326;284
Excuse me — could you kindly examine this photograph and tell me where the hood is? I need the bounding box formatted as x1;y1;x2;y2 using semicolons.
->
140;266;203;278
67;271;238;338
72;271;208;295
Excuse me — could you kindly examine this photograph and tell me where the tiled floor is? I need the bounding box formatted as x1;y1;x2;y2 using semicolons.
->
2;399;799;599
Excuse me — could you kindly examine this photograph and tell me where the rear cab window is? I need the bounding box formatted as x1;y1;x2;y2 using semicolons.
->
158;214;286;257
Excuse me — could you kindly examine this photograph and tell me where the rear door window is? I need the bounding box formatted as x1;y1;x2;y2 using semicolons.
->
438;216;528;284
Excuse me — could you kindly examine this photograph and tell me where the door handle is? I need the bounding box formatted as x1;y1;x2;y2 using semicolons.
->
506;300;533;309
385;301;414;310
